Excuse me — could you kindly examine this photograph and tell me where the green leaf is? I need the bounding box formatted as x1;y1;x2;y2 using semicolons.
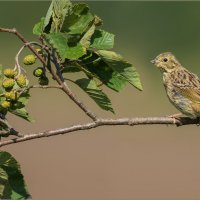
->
45;33;68;60
82;52;127;92
62;65;81;73
75;78;114;113
17;92;30;106
61;3;94;35
45;33;86;60
43;1;53;32
80;24;96;48
98;50;143;91
10;108;33;122
66;43;86;60
51;0;72;32
0;167;10;199
0;151;31;200
33;17;45;35
90;30;114;50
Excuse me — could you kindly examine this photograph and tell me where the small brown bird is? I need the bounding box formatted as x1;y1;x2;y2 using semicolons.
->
151;52;200;119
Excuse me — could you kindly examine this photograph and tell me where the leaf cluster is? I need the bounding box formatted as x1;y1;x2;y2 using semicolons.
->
0;151;30;199
33;0;142;113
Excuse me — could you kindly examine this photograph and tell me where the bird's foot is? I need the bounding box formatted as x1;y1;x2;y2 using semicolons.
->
167;113;182;124
195;117;200;126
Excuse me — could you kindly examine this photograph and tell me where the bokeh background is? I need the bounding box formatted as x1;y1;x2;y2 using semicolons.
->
1;1;200;199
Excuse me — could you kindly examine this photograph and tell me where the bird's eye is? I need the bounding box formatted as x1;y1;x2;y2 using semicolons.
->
163;58;168;62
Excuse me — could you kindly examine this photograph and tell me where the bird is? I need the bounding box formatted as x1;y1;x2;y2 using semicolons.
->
151;52;200;119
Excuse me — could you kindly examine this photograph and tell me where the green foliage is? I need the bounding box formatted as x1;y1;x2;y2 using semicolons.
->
0;0;144;198
61;3;94;35
80;52;127;91
45;33;86;60
33;17;45;36
75;78;114;113
80;24;96;48
0;151;31;199
32;0;142;111
98;50;143;91
90;29;114;50
10;107;33;122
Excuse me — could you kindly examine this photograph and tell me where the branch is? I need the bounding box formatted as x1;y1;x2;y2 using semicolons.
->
50;51;98;121
0;116;198;148
1;28;198;148
0;27;98;122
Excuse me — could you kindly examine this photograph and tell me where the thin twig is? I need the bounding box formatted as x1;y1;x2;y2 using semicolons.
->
0;116;198;148
29;85;62;89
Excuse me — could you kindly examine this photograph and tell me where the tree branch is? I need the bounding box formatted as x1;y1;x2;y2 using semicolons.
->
0;27;98;122
0;116;198;148
1;28;198;149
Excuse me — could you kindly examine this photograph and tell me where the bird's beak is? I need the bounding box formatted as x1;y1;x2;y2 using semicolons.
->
151;59;155;64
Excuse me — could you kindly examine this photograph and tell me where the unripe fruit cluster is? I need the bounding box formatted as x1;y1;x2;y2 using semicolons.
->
22;51;49;86
0;68;28;111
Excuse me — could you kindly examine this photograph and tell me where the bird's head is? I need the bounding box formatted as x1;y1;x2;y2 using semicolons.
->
151;52;181;73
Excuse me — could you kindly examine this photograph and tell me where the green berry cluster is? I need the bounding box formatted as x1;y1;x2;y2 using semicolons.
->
22;51;49;86
0;68;28;112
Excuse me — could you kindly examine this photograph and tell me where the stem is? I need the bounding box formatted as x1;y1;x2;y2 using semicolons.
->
29;85;62;89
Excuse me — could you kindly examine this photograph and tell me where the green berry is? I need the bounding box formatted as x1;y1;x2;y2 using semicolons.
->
1;100;11;109
33;67;44;77
3;68;16;78
4;91;18;101
16;75;27;88
23;54;36;65
39;76;49;86
2;78;15;89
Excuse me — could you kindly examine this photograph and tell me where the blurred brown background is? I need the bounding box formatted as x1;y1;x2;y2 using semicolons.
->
1;1;200;199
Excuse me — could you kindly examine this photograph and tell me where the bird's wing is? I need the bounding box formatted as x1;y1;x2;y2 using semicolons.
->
172;69;200;103
191;103;200;113
175;87;200;102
